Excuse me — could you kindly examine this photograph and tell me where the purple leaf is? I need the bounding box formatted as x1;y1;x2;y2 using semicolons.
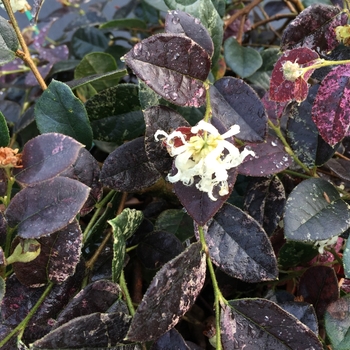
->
205;203;278;283
14;133;83;186
221;300;323;350
126;242;206;342
210;77;268;143
100;137;161;192
165;10;214;58
124;34;210;107
270;48;319;103
312;64;350;146
151;329;190;350
13;220;82;286
238;134;292;177
5;177;90;239
281;4;347;54
326;158;350;182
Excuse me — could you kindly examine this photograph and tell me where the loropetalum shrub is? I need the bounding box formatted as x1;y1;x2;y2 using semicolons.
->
2;0;350;349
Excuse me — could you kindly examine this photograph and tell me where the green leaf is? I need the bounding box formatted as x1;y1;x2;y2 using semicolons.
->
0;15;19;65
85;84;144;144
0;275;4;304
109;209;143;282
224;37;262;78
34;80;93;149
71;27;109;59
6;238;41;264
100;18;147;30
0;111;10;146
325;295;350;350
284;178;350;241
138;80;160;110
164;0;223;65
154;209;194;242
143;0;169;11
74;53;120;92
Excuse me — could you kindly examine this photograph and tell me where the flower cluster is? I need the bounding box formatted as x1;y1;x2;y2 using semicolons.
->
0;0;30;13
155;120;254;201
0;147;22;168
282;60;304;82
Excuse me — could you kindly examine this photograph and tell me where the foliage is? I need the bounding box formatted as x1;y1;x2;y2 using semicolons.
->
2;0;350;349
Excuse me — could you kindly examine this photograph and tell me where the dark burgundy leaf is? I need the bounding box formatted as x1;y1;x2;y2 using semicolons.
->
100;137;161;192
281;4;347;53
298;266;339;319
60;148;102;216
137;231;184;269
125;34;210;107
206;203;278;283
270;48;319;103
33;312;131;349
55;280;122;328
165;10;213;58
210;77;268;143
326;158;350;182
238;134;292;177
261;93;287;124
13;220;82;286
126;242;206;342
151;328;190;350
144;105;190;176
5;177;90;239
221;300;322;350
0;325;17;350
244;176;286;236
279;301;318;334
312;64;350;146
14;133;83;186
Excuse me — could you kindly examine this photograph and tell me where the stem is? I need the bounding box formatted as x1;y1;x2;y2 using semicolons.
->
203;80;212;123
119;270;136;316
0;282;54;347
302;58;350;76
268;120;314;175
198;226;224;350
2;0;47;90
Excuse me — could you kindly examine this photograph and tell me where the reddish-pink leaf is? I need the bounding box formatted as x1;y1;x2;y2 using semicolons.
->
270;48;319;103
312;64;350;146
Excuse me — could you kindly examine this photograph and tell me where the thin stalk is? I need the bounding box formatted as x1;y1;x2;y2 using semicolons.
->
203;80;212;123
282;169;313;179
2;0;47;90
198;226;224;350
119;270;136;316
0;282;54;347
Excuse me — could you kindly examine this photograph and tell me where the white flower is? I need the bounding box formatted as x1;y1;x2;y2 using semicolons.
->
155;120;255;201
314;236;339;254
0;0;30;12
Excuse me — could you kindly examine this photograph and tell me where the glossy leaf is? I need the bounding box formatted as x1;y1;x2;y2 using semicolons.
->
85;84;144;144
224;37;262;78
144;105;190;176
60;147;103;216
154;209;194;242
12;220;82;286
284;178;350;241
238;134;292;177
327;158;350;182
137;231;184;269
5;177;90;239
0;111;9;146
33;312;131;349
298;266;339;319
100;137;161;192
55;280;122;328
244;176;286;236
221;299;322;350
210;77;268;143
127;242;206;342
270;48;319;103
312;64;350;146
14;133;83;186
124;34;210;107
343;238;350;279
35;80;93;149
206;203;278;283
151;329;190;350
0;16;19;65
165;10;213;57
325;295;350;350
164;0;223;65
281;4;347;53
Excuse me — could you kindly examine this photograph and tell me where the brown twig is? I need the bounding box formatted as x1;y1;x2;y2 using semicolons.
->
286;0;304;12
251;13;297;30
236;14;247;45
